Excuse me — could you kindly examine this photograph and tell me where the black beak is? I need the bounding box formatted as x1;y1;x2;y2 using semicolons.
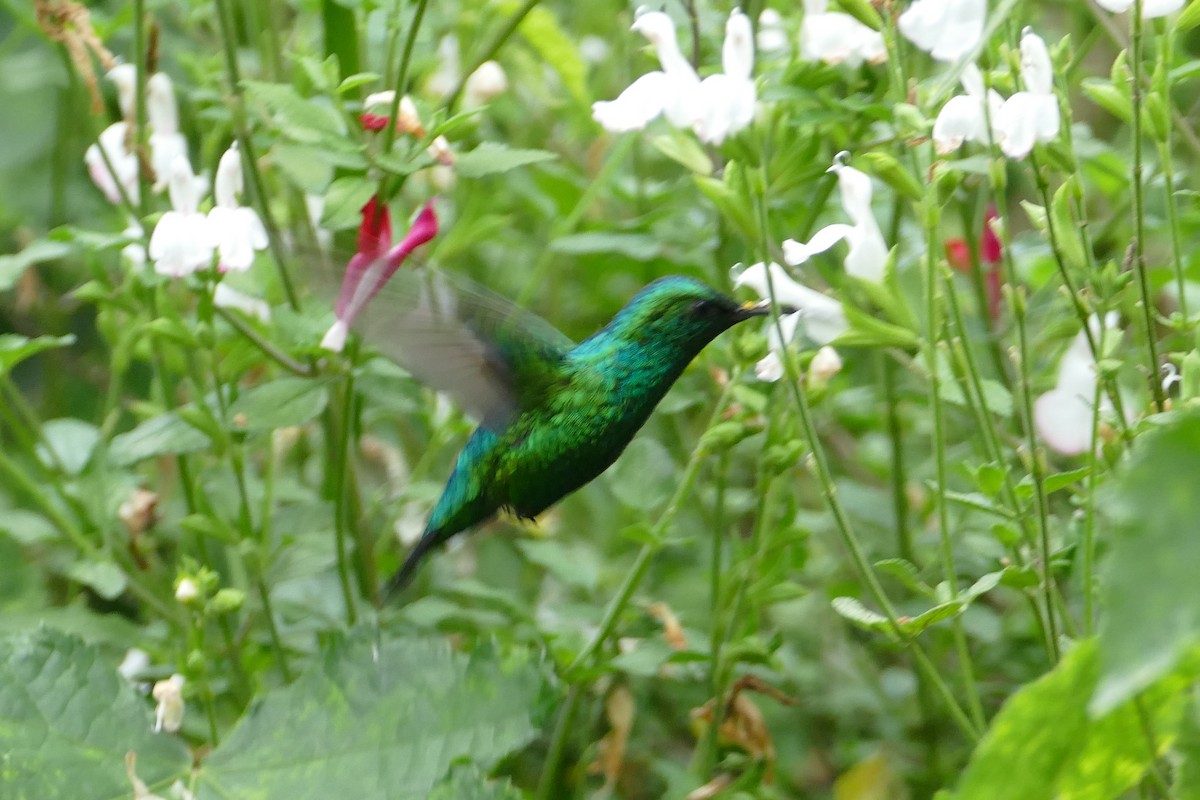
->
737;300;798;320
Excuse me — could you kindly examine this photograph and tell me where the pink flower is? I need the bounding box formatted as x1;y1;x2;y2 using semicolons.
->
320;197;439;351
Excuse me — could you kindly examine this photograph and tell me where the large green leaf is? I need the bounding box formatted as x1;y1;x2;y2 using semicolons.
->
108;411;212;466
197;633;545;800
227;377;330;433
1092;411;1200;714
956;638;1199;800
454;142;557;179
0;628;191;800
0;334;75;376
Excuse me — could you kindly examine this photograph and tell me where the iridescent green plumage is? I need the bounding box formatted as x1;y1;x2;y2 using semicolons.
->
370;274;766;598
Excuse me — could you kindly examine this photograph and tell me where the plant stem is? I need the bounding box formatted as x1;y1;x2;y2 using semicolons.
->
442;0;541;113
1130;0;1165;411
566;377;739;676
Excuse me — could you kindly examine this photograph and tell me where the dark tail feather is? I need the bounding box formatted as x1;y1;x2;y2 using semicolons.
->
380;529;442;604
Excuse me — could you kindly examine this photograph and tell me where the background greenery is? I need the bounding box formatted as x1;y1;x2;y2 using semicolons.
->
3;0;1200;797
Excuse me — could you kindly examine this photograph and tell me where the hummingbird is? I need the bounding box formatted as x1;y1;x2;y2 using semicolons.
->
356;271;770;600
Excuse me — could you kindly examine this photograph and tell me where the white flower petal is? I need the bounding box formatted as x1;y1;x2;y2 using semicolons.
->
85;122;139;205
933;94;986;153
722;10;754;82
1019;30;1054;96
898;0;986;62
149;211;215;277
831;163;875;228
593;71;671;132
633;12;699;82
733;262;848;345
214;144;243;209
463;60;508;108
782;224;854;265
320;319;349;352
801;12;887;65
755;351;785;382
693;74;755;144
146;73;180;135
757;9;789;53
843;221;888;283
209;206;267;271
994;93;1039;159
214;283;270;322
1034;386;1096;456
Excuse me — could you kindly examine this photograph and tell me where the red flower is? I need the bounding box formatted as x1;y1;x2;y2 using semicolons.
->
321;196;439;351
945;205;1002;324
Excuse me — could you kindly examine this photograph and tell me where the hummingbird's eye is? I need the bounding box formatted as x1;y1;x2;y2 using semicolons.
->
691;299;716;317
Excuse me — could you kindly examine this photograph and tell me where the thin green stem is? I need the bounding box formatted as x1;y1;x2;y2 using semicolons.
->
213;0;300;311
381;0;430;157
331;372;361;624
442;0;541;113
215;306;315;377
566;377;739;676
534;683;583;800
1130;0;1165;411
922;199;987;730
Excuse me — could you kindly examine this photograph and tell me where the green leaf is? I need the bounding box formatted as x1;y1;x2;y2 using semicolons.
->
550;232;663;260
0;628;190;799
1092;411;1200;714
321;176;376;231
64;560;127;600
1177;0;1200;32
831;596;891;631
607;438;676;512
109;411;211;466
957;639;1200;800
516;6;588;105
37;418;100;476
197;633;543;799
517;538;601;591
337;72;381;94
227;377;330;433
242;80;347;144
1051;181;1087;271
453;142;558;179
648;132;713;176
836;304;920;349
0;334;75;376
427;765;524;800
0;239;73;291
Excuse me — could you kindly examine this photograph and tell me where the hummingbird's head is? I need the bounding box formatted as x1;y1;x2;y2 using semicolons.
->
610;276;767;353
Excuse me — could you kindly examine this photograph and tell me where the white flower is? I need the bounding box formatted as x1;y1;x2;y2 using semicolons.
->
692;10;757;145
733;261;848;381
207;144;267;272
214;283;271;323
425;35;460;97
757;9;789;53
592;11;702;133
994;29;1060;159
463;60;508;108
898;0;987;63
799;0;887;65
1033;313;1120;456
117;648;150;683
107;63;138;121
148;155;215;277
783;156;887;283
152;674;186;733
1094;0;1185;17
933;64;1004;154
174;577;199;604
810;345;843;382
85;122;139;205
147;73;188;194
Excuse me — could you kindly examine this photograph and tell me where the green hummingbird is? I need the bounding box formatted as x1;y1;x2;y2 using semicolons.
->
357;271;770;599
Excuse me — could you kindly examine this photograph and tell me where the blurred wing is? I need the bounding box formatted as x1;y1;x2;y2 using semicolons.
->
344;266;575;431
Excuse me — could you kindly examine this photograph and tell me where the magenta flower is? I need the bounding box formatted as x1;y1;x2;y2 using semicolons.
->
320;196;439;352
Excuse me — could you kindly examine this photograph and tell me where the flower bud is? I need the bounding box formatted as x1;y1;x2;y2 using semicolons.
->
174;577;200;605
